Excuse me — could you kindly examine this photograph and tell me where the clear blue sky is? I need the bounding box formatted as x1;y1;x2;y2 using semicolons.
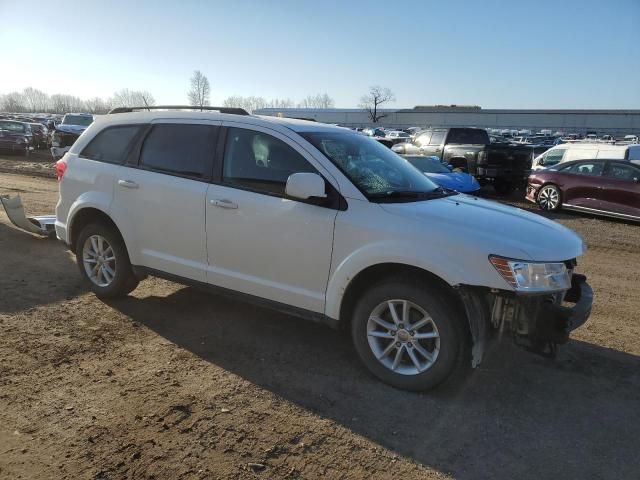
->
1;0;638;108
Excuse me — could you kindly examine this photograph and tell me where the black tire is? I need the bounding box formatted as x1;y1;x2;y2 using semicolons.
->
75;222;139;298
351;278;467;391
536;184;562;212
493;179;514;195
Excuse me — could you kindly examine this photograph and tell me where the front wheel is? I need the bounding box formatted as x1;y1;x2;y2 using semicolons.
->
351;279;467;391
537;184;561;211
75;223;139;298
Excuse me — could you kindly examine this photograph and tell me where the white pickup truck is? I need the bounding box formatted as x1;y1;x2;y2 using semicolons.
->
54;106;593;391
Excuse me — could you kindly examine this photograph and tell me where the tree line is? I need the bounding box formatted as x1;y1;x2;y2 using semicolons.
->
2;69;394;123
0;87;156;114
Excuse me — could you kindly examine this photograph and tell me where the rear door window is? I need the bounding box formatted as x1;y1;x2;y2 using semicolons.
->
446;129;489;144
429;131;446;145
603;162;640;181
414;132;431;146
139;124;217;179
80;125;142;164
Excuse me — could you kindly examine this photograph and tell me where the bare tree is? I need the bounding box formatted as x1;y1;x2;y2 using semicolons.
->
111;89;156;108
22;87;49;112
267;97;294;109
187;70;211;109
359;86;395;123
0;92;27;112
85;97;112;114
49;94;86;113
223;95;267;113
298;93;335;108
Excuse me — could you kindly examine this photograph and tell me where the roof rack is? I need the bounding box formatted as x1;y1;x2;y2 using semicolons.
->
108;105;250;115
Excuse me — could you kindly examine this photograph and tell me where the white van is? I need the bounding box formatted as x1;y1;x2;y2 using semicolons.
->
532;143;640;170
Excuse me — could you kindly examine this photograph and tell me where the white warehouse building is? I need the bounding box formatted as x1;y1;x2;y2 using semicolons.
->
254;106;640;135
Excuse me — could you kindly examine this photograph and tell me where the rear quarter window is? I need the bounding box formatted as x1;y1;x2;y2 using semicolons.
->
80;125;143;164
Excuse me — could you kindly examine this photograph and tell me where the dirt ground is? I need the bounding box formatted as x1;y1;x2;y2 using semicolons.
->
1;153;639;479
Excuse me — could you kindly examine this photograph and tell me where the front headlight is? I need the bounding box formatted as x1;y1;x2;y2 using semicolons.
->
489;255;571;293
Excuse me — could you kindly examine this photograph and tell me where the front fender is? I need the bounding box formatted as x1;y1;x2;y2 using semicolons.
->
324;239;503;320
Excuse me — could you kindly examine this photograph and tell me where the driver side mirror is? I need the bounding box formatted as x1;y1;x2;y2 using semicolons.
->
285;173;327;200
447;164;453;170
538;158;545;166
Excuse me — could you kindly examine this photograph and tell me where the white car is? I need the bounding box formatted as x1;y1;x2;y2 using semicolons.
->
532;143;640;170
55;106;592;391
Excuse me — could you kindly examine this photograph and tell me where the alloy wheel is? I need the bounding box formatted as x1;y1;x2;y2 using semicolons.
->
82;234;116;287
538;186;560;210
366;299;440;375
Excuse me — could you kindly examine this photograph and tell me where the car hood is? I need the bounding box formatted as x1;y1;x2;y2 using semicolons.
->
425;172;479;192
56;124;87;135
380;194;585;262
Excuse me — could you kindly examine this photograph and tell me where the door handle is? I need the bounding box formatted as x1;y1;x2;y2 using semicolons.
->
209;198;238;209
117;179;139;189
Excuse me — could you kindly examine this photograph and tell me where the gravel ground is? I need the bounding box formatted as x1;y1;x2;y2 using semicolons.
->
0;156;639;479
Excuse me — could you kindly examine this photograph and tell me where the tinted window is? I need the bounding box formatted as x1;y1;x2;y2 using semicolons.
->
223;128;316;196
81;126;142;163
0;121;25;133
414;132;431;147
446;129;489;144
429;131;446;145
604;162;639;180
139;124;215;178
567;161;604;176
62;115;93;127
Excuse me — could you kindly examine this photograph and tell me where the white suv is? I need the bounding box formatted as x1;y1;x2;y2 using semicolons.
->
55;106;593;391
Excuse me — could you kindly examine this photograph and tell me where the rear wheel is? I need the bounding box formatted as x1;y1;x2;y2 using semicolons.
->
75;223;139;298
537;184;561;211
351;279;467;391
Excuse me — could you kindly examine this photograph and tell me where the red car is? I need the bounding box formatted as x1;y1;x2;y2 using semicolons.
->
526;159;640;221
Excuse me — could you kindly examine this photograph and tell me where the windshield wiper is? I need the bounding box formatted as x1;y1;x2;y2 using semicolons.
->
368;187;454;201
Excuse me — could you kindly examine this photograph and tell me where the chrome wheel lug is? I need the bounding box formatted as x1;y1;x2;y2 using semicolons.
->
395;342;401;347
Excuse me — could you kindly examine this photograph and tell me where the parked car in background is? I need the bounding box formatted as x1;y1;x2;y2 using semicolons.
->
51;113;94;160
29;123;50;149
622;135;639;144
54;106;593;391
403;155;480;193
0;120;32;156
526;159;640;221
532;143;640;170
392;127;535;193
385;130;411;145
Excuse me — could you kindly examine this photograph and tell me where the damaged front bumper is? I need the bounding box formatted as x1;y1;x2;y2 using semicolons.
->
459;273;593;365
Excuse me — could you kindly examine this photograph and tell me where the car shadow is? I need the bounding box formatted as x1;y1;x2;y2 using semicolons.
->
0;220;85;313
108;285;640;480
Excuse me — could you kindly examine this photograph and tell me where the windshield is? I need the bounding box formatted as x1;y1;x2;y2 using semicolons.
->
0;121;25;133
405;156;451;173
300;131;446;201
62;115;93;126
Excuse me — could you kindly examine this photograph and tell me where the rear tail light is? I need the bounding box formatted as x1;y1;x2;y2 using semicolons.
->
55;159;67;181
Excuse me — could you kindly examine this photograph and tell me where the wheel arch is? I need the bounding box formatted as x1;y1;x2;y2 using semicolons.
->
337;262;463;325
69;207;124;252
